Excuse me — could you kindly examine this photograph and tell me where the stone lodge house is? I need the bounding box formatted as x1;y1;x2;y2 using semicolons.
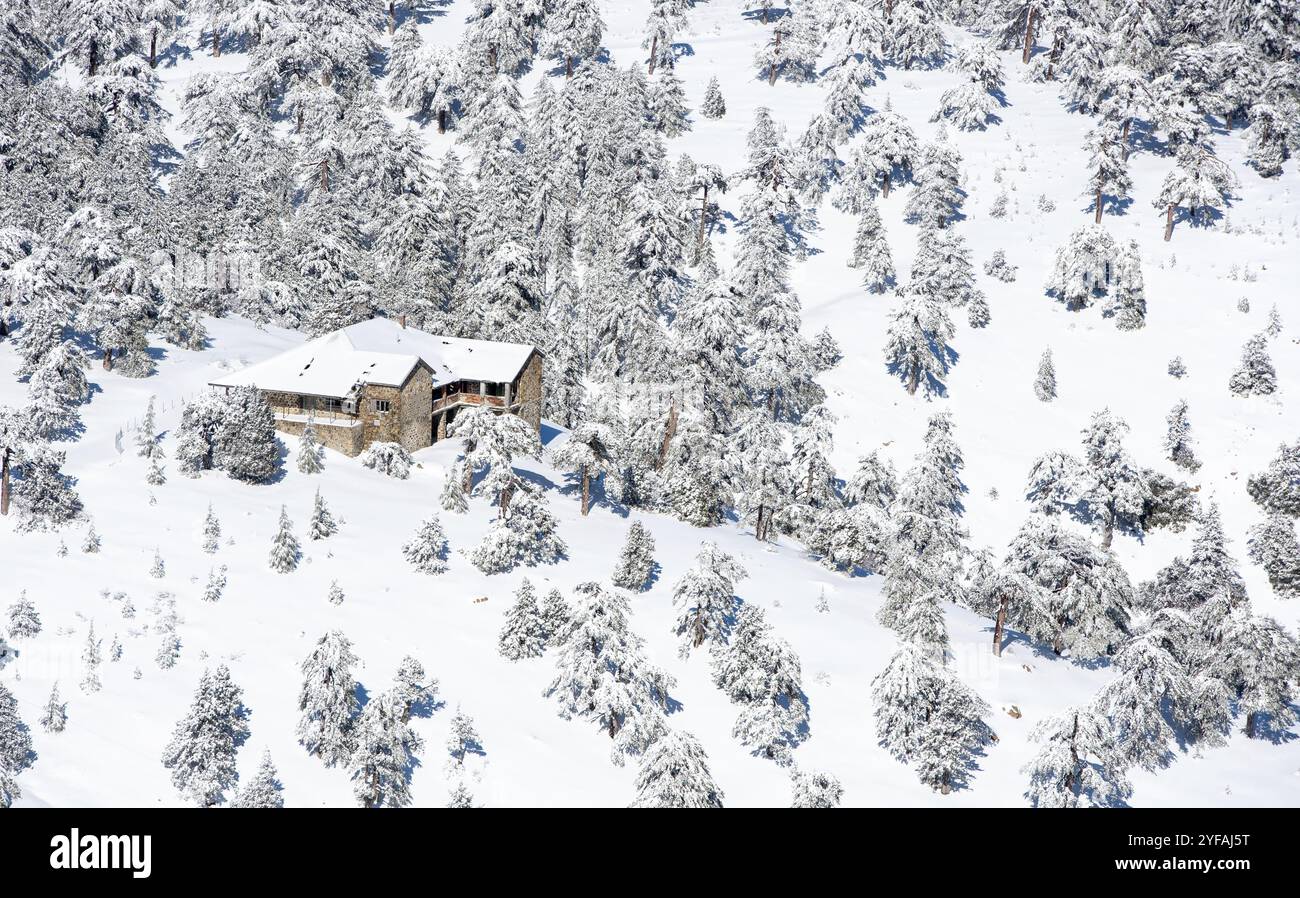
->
209;317;543;457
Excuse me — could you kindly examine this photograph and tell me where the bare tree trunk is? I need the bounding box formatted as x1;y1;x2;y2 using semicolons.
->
696;186;709;258
462;463;473;494
1163;204;1174;241
1022;8;1036;64
389;1;396;34
755;504;767;541
488;45;497;72
1246;711;1257;739
993;595;1008;656
102;348;113;371
0;448;10;516
149;29;158;68
648;36;658;75
438;109;446;134
88;38;98;77
319;159;330;192
768;32;782;86
908;365;919;395
655;399;678;470
1102;513;1115;548
1094;187;1103;223
881;171;891;197
580;466;591;516
566;56;574;78
213;29;220;58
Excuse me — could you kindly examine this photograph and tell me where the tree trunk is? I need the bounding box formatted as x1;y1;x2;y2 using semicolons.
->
488;45;497;72
755;504;766;541
213;29;220;58
993;595;1008;656
1102;516;1115;549
566;55;574;78
1022;8;1036;64
0;316;7;337
102;348;113;371
438;109;446;134
907;365;919;395
1094;187;1103;223
1163;204;1174;241
149;29;158;68
389;1;396;34
768;32;782;86
881;171;891;197
319;159;330;192
1245;711;1257;739
696;186;710;258
88;38;98;77
655;399;678;470
580;466;591;516
1;448;10;516
648;36;658;75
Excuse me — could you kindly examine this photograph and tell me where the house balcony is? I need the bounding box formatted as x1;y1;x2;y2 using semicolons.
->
433;392;508;414
270;406;362;428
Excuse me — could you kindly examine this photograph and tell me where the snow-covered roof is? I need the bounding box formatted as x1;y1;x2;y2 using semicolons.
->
208;318;537;397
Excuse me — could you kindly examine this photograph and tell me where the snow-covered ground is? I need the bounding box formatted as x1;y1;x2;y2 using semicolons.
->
3;1;1299;807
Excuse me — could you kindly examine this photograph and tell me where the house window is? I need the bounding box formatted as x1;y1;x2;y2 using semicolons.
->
316;397;343;414
484;382;506;398
374;399;391;413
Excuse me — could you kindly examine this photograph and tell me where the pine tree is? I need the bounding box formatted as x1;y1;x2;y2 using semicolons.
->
308;489;339;540
6;591;40;640
1223;612;1300;738
1249;514;1300;599
540;588;571;644
82;521;102;553
672;543;746;654
447;781;475;808
446;708;484;766
81;623;102;693
201;503;221;553
498;578;546;661
630;729;724;808
1228;334;1277;396
202;565;227;603
268;505;300;572
611;521;657;592
789;768;844;808
1034;348;1057;401
712;603;808;763
40;682;67;733
904;142;964;228
1095;626;1187;771
1165;400;1200;472
1247;440;1300;516
883;282;956;397
0;682;33;808
231;749;284;808
403;515;449;574
701;75;726;118
327;580;345;606
297;420;324;474
550;422;616;516
1022;706;1131;808
848;196;895;293
149;548;165;579
349;692;424;808
1084;121;1131;222
297;630;360;767
1110;239;1146;330
160;665;250;806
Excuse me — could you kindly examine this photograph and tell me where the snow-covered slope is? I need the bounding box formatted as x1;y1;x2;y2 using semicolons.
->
3;1;1299;807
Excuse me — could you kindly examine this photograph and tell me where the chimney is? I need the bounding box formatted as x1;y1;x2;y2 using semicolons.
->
399;314;407;329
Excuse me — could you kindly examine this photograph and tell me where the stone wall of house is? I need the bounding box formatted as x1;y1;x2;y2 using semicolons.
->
274;416;365;457
514;351;543;433
358;365;433;452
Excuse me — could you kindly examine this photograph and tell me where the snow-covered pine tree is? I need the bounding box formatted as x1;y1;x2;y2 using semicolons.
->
1022;706;1131;808
0;682;33;807
1095;624;1187;771
268;505;301;573
160;665;250;806
883;281;956;397
1222;612;1300;738
231;749;284;808
6;591;40;640
701;75;726;118
1084;121;1131;222
1164;400;1200;472
1248;514;1300;599
82;521;102;553
611;520;657;592
1034;348;1057;401
81;622;102;693
201;503;221;553
136;396;161;458
359;442;412;479
1228;333;1277;396
446;708;484;766
672;543;746;654
932;42;1002;130
349;691;424;808
545;582;674;763
297;630;360;767
1156;144;1236;241
498;578;546;661
711;603;808;763
297;419;324;474
1109;239;1146;330
540;588;571;644
630;728;724;808
1247;440;1300;516
550;422;616;515
904;141;964;228
203;565;227;603
789;768;844;808
40;682;67;733
848;196;895;293
308;488;339;540
403;514;449;574
540;0;604;78
471;484;566;573
149;548;165;579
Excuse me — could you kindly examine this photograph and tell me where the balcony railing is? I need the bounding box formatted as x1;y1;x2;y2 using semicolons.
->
270;406;360;426
433;392;507;413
